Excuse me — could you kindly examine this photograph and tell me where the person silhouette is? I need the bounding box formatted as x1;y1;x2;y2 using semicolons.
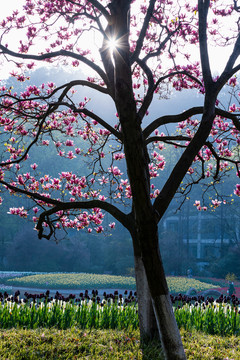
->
228;282;236;297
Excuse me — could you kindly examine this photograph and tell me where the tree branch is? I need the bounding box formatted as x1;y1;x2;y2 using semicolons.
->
59;102;123;141
0;179;132;234
131;0;156;63
198;0;213;88
145;135;190;146
0;82;75;167
52;79;110;95
87;0;111;21
141;24;181;64
0;45;108;85
139;71;203;124
216;37;240;92
99;24;116;99
143;106;240;139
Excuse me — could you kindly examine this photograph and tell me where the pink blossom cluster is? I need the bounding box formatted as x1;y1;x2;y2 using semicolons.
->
234;184;240;197
211;199;222;209
7;206;28;218
194;201;207;211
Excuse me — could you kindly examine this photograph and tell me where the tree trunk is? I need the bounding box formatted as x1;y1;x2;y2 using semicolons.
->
151;293;185;360
134;253;159;341
108;2;186;357
137;222;186;360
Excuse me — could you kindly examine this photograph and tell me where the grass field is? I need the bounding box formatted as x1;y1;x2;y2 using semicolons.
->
0;328;239;360
1;273;237;359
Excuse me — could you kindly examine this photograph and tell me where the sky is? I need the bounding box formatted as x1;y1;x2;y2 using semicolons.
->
0;0;237;79
0;0;25;78
1;0;24;20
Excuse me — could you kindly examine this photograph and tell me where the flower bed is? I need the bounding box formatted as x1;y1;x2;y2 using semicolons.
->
6;273;136;290
0;289;138;330
172;293;240;336
6;273;217;294
167;276;218;294
0;289;240;336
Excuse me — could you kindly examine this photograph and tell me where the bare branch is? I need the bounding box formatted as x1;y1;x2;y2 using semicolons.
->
143;106;240;139
139;71;203;124
217;38;240;91
51;79;110;95
99;24;116;98
131;0;156;63
145;135;190;146
198;0;213;88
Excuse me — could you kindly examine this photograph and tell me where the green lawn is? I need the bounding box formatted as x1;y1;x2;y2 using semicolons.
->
0;328;239;360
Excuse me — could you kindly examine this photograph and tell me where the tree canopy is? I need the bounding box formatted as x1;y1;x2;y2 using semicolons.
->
0;1;240;359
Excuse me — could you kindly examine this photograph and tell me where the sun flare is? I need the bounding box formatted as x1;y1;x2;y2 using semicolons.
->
108;37;118;52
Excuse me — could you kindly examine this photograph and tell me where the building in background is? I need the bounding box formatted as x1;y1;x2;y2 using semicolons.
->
161;201;240;275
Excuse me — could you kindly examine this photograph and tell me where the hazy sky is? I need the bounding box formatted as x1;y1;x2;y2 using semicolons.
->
1;0;23;18
0;0;237;79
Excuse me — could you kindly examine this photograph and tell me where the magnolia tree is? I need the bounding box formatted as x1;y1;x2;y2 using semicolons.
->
0;0;240;359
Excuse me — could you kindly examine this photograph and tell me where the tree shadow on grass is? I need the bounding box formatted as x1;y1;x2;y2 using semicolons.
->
141;338;163;360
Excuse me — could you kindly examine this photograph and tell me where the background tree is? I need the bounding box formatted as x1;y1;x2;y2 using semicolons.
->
0;1;240;359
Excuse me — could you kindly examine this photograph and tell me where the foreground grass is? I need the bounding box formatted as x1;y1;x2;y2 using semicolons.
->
0;328;163;360
6;273;217;293
0;327;239;360
181;329;240;360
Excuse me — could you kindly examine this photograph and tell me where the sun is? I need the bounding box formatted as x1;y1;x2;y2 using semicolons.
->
107;37;119;52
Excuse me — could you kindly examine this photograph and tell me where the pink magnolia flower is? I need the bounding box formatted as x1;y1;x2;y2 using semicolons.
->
55;141;62;148
67;151;76;159
65;139;74;146
120;179;128;186
229;77;237;87
234;184;240;197
30;163;38;170
96;226;104;233
98;176;108;185
108;166;123;176
99;195;107;201
157;161;165;170
114;153;125;160
17;175;25;185
194;200;201;211
211;199;221;208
